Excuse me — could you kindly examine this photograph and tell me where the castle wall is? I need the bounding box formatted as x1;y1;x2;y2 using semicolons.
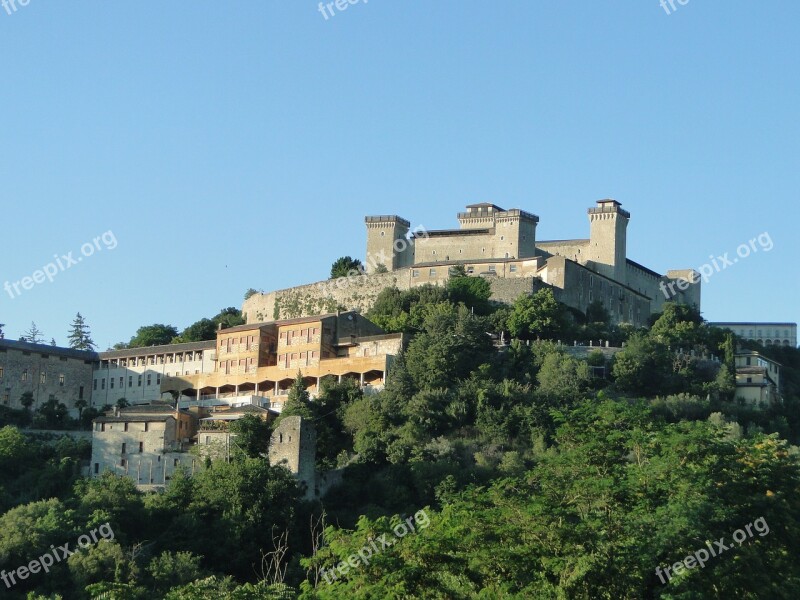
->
536;240;590;263
414;231;499;264
541;256;650;326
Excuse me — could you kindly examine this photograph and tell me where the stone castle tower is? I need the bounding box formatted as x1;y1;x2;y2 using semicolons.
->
269;416;317;500
586;199;629;284
364;215;414;273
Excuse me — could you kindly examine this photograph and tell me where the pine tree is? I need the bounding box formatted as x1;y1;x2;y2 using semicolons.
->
68;313;96;351
23;322;45;345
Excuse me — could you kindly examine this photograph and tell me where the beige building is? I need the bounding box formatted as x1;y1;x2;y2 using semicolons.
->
734;351;781;407
162;311;404;408
712;323;797;348
244;200;700;327
363;199;700;325
90;404;199;487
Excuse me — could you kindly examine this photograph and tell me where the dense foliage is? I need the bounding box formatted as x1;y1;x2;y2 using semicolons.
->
3;289;800;598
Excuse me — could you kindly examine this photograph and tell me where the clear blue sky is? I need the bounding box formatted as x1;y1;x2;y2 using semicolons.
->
1;1;798;349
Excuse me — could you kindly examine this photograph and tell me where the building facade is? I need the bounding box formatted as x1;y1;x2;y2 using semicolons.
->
734;351;782;407
0;338;95;414
90;404;198;487
711;323;797;348
244;200;701;327
161;311;403;407
363;200;701;324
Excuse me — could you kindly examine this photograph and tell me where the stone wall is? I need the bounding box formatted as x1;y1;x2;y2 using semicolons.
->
0;340;95;416
269;416;317;499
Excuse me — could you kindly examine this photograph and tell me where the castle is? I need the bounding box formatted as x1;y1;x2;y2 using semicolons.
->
243;200;701;328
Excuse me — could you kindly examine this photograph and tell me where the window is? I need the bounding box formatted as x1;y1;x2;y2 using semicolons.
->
138;375;142;387
120;459;126;468
429;268;436;276
746;357;752;366
40;372;46;384
147;375;152;386
412;270;419;278
509;265;517;272
0;367;3;379
144;422;149;432
139;442;143;453
157;374;161;385
119;376;123;388
110;378;114;389
747;377;753;383
121;443;126;454
124;422;129;432
488;265;496;273
94;463;99;474
101;379;105;390
129;376;133;387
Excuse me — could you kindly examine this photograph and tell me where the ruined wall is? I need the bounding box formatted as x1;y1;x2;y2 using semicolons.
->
269;416;317;499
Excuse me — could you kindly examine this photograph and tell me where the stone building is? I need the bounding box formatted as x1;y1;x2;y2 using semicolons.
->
0;338;95;415
243;200;700;327
711;322;797;348
90;404;198;488
161;311;403;408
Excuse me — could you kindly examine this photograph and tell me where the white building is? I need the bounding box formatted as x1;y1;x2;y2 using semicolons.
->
712;322;797;348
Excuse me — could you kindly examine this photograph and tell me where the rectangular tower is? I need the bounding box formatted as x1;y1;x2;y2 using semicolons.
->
587;199;629;284
364;215;412;273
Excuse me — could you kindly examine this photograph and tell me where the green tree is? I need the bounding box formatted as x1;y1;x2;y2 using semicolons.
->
507;288;566;339
20;391;35;411
67;312;96;351
173;318;217;343
244;288;260;300
446;274;492;315
649;302;703;347
330;256;363;279
127;324;179;348
23;321;45;345
213;307;246;330
148;551;208;592
229;414;272;458
611;332;673;396
276;372;313;424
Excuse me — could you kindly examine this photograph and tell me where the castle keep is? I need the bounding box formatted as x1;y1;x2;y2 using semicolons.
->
244;200;701;327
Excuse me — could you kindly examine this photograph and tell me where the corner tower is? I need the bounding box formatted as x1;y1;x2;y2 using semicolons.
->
364;215;412;273
587;199;629;284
